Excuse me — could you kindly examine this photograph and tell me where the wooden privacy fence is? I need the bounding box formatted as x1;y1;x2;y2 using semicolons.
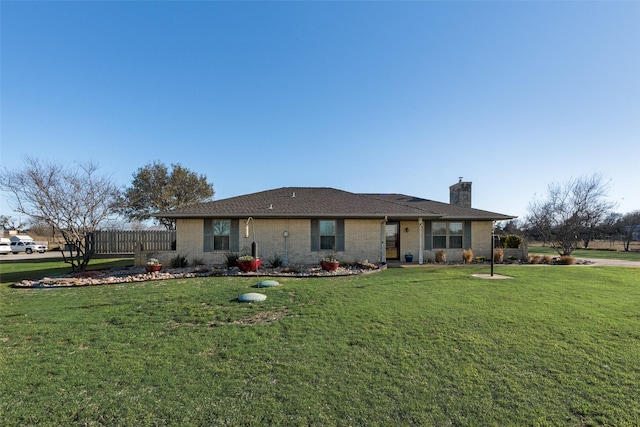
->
91;230;176;254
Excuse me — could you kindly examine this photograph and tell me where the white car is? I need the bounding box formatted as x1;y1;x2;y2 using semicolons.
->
10;240;48;254
0;243;10;254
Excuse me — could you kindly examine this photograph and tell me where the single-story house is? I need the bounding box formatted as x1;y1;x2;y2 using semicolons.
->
156;181;516;265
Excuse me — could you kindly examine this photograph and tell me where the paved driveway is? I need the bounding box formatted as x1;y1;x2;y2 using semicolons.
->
1;251;64;261
528;252;640;268
1;251;134;263
575;257;640;267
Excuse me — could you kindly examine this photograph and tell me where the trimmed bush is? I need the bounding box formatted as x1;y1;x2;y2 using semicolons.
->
504;234;523;249
529;255;542;264
462;249;474;264
493;248;504;263
435;250;446;263
557;255;576;265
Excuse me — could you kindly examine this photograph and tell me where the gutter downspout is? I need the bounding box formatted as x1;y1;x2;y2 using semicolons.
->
418;217;424;264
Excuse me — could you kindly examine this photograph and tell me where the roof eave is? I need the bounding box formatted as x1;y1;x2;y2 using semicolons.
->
156;212;514;220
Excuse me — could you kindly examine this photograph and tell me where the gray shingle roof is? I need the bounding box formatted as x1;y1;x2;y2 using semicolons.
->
157;187;515;220
366;193;514;220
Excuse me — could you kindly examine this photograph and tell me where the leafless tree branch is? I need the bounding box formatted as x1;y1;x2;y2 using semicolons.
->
0;157;120;272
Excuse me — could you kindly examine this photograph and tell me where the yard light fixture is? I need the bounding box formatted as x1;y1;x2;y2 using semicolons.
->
245;217;255;239
491;221;499;277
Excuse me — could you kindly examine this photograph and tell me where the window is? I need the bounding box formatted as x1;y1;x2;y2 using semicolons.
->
432;222;447;249
432;221;463;249
204;219;239;252
319;220;336;250
311;219;345;251
448;222;463;248
213;220;230;251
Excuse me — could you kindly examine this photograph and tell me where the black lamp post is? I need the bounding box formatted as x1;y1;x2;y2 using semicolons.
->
491;222;496;277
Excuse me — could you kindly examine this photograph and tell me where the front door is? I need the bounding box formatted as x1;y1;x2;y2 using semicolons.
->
385;222;400;260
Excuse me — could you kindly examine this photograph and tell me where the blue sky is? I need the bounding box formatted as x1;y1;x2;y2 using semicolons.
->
2;1;639;224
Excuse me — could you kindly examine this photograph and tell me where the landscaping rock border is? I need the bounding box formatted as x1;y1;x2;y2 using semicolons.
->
13;262;386;288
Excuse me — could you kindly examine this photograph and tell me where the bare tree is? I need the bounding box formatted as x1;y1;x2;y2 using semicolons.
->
526;174;615;255
26;218;57;238
594;212;622;242
573;175;617;249
0;157;120;272
0;215;26;231
618;210;640;252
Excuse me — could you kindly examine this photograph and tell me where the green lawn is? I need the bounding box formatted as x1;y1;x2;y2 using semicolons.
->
1;265;639;426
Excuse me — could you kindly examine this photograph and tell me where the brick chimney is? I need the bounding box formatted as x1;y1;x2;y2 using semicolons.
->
449;178;472;208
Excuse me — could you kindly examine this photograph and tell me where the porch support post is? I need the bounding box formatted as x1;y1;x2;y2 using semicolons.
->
418;217;424;264
381;217;387;263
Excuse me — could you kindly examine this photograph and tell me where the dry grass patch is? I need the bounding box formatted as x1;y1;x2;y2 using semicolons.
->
207;309;290;327
229;309;289;325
